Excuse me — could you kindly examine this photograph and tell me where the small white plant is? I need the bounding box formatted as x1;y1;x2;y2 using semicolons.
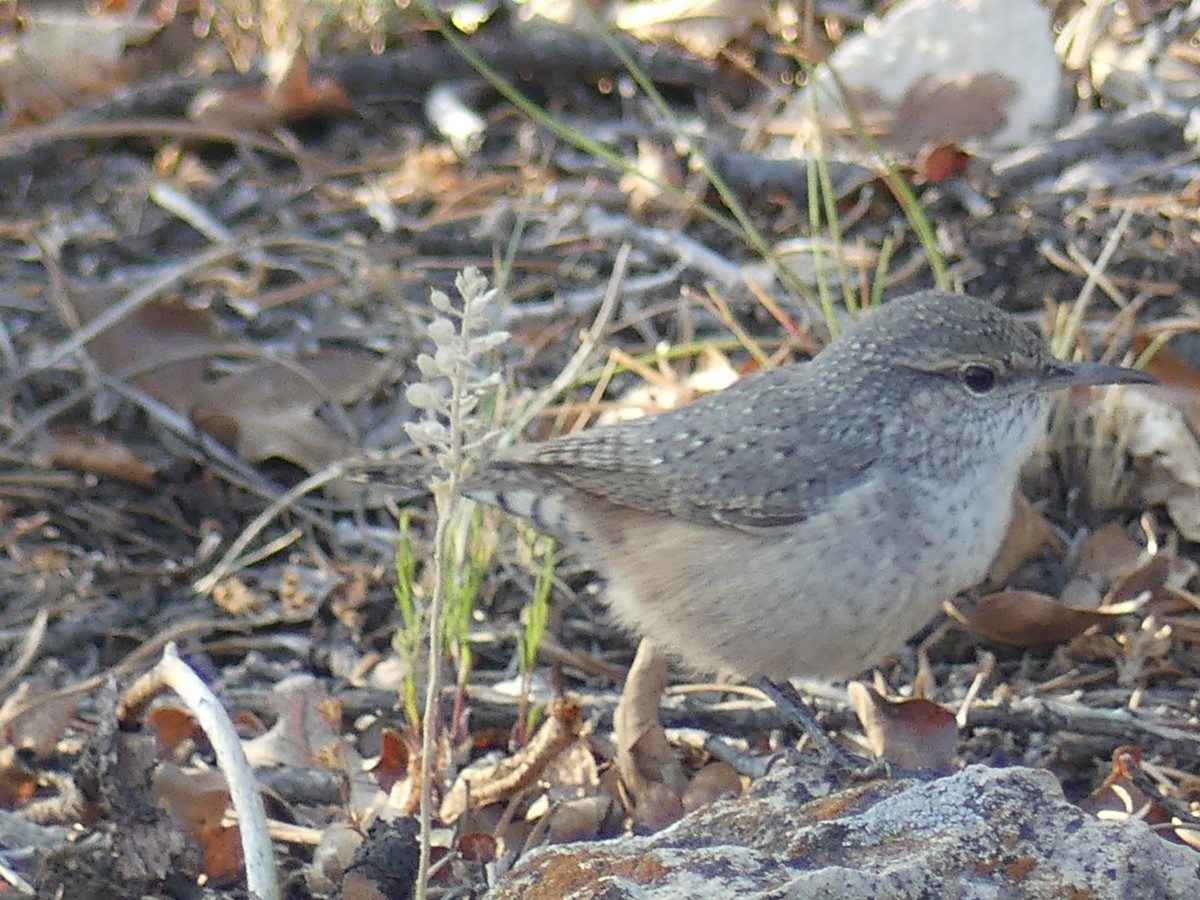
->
405;267;508;476
404;267;507;898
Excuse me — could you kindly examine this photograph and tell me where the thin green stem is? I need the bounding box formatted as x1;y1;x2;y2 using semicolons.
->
415;329;471;899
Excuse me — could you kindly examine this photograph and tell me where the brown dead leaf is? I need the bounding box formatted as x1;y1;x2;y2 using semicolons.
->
1080;747;1161;819
458;831;497;864
985;492;1062;586
189;53;354;131
77;293;232;413
146;705;202;755
633;780;686;831
1075;521;1147;582
788;0;1060;153
243;675;343;769
1064;525;1170;619
520;738;604;838
0;745;38;806
1134;332;1200;394
949;591;1126;647
916;144;972;183
889;72;1018;150
153;764;242;884
848;682;957;772
365;727;412;796
190;347;385;473
1106;554;1171;607
1077;746;1200;849
545;795;617;844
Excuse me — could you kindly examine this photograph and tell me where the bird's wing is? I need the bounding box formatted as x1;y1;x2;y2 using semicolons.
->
492;367;879;532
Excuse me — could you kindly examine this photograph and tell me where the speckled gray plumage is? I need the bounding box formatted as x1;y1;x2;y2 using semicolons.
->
464;291;1151;679
475;293;1054;530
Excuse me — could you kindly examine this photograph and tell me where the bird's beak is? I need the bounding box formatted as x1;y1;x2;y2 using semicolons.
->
1038;359;1158;391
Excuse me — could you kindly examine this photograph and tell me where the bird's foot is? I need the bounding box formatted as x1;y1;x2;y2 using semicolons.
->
754;677;945;783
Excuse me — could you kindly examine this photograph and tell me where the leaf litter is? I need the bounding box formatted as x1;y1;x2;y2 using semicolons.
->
1;0;1200;896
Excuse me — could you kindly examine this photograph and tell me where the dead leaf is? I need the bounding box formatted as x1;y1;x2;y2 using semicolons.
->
785;0;1061;153
1077;746;1200;849
365;728;412;796
189;53;354;131
916;144;973;182
1135;334;1198;385
153;764;242;884
458;831;497;864
545;795;617;844
889;72;1018;150
1106;554;1170;607
0;745;38;806
243;675;343;769
949;590;1127;647
146;705;202;755
190;347;386;473
848;682;957;772
1118;386;1200;540
76;293;232;413
1075;521;1147;582
632;780;685;831
986;492;1062;586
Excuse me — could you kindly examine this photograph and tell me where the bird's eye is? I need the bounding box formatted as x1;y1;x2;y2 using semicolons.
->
960;364;997;395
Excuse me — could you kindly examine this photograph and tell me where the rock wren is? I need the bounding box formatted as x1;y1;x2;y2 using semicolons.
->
465;292;1152;736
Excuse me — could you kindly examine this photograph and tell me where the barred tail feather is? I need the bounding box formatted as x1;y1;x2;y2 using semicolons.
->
463;468;589;547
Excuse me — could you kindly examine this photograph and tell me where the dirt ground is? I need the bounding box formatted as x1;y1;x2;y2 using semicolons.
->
1;2;1200;897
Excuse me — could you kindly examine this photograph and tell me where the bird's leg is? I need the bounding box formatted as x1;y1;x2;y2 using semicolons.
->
753;676;877;774
615;639;688;798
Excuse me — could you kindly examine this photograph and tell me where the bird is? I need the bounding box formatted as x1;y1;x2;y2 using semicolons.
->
461;291;1154;779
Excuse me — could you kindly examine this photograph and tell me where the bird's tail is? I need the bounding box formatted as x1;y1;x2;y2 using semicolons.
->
462;463;590;547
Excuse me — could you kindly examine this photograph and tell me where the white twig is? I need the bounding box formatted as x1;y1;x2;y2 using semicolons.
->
128;643;279;900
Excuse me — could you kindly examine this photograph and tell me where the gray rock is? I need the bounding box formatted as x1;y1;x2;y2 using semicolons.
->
488;764;1200;899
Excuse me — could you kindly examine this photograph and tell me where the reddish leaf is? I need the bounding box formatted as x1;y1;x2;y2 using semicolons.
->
189;53;353;131
848;682;957;771
917;144;972;182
